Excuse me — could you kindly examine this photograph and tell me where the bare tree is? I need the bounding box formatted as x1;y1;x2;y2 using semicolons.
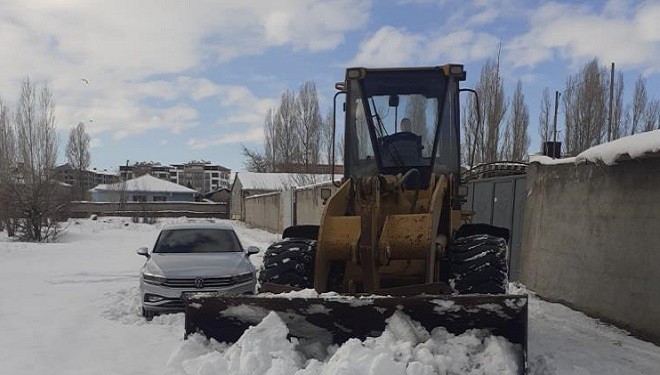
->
631;75;647;135
476;58;507;163
296;81;322;171
501;80;529;161
263;108;276;172
274;90;300;172
66;122;91;200
644;99;660;131
612;72;625;139
461;94;479;166
241;145;268;172
12;78;63;242
321;107;332;164
0;98;17;236
563;58;608;155
538;88;552;148
244;82;329;174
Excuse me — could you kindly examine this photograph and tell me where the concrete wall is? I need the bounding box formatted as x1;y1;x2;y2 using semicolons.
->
241;181;339;233
90;190;196;202
244;192;282;233
520;157;660;343
69;201;228;218
230;178;243;220
295;181;338;225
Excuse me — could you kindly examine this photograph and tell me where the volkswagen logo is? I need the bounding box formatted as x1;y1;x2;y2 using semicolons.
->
194;277;204;288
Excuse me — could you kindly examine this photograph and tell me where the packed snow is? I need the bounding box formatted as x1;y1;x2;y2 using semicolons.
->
530;129;660;166
1;218;659;375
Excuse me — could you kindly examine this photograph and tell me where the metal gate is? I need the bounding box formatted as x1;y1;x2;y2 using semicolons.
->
462;175;526;281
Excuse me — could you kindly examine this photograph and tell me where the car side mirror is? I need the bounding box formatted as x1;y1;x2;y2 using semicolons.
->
136;247;150;258
247;246;260;256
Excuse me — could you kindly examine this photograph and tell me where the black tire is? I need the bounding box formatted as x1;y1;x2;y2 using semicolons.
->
258;238;316;289
449;234;508;294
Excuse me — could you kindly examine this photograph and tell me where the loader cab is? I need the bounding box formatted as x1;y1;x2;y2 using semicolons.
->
342;66;464;189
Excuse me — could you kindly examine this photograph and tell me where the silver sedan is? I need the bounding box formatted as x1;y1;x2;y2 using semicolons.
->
137;222;259;319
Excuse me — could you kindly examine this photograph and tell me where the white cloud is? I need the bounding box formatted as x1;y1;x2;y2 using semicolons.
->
506;1;660;72
0;0;369;140
90;138;103;149
187;127;264;150
350;26;500;66
425;30;500;63
350;27;422;66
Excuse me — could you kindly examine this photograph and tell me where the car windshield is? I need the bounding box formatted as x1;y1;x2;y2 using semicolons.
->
153;229;242;253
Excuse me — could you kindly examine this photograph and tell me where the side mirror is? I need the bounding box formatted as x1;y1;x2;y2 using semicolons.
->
136;247;150;258
246;246;260;256
320;188;332;201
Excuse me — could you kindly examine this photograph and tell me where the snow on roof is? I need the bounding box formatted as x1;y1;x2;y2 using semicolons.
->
530;130;660;166
89;174;198;194
235;172;333;191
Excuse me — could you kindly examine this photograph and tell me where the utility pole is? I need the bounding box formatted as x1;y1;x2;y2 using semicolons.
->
552;90;560;158
608;62;615;142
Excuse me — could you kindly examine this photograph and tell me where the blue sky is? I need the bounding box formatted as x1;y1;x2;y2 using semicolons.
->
1;0;658;171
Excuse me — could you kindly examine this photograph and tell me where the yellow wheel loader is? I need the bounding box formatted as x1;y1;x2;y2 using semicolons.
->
184;65;528;371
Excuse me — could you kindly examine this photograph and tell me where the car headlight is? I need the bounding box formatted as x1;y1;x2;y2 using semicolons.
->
232;272;254;284
142;272;166;285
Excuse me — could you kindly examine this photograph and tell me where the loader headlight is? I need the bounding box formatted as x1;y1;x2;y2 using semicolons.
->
449;65;464;75
232;272;254;284
142;272;166;285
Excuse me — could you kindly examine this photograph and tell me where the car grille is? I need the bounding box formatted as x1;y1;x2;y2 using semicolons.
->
161;277;236;288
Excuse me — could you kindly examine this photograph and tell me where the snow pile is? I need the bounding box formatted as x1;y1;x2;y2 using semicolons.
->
168;311;521;375
575;129;660;164
530;129;660;166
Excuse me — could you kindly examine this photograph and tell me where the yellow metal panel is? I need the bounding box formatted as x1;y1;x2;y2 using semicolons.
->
319;216;361;261
379;214;431;260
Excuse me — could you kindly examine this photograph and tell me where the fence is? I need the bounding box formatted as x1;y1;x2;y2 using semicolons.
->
69;201;228;219
462;175;527;281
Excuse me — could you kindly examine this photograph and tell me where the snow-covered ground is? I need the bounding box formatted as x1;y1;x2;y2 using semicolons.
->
0;218;658;374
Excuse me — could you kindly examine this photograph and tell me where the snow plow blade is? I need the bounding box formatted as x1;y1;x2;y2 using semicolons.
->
184;294;528;368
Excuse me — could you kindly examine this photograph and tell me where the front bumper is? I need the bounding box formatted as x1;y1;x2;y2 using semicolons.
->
140;278;256;313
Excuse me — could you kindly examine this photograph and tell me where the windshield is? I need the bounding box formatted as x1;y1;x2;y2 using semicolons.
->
366;94;438;167
153;229;243;253
346;69;449;178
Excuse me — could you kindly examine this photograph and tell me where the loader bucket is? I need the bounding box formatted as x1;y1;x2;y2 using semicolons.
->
184;293;528;371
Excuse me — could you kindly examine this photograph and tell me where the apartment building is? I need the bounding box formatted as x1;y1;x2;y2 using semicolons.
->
118;161;230;193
